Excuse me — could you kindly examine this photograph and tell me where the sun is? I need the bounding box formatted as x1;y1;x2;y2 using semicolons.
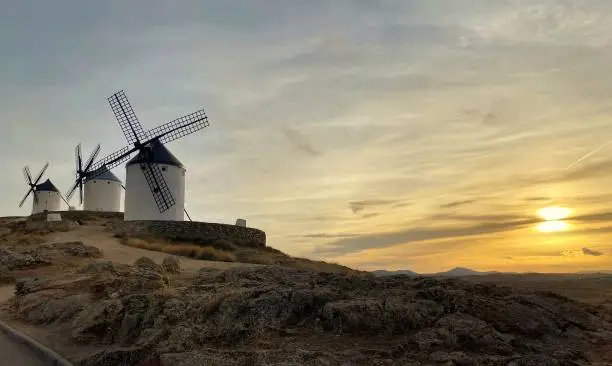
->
537;220;570;233
537;206;572;221
536;206;572;233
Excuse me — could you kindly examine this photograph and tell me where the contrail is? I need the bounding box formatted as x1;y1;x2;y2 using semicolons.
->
565;139;612;170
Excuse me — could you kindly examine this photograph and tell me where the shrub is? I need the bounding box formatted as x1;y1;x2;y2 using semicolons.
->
17;234;46;245
194;246;236;262
119;236;236;263
162;256;181;274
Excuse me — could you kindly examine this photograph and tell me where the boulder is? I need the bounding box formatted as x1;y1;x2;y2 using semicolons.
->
0;247;51;271
134;257;161;273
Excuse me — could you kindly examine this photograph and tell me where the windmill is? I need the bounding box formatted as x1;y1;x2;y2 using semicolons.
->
19;163;64;214
65;143;123;212
89;90;209;221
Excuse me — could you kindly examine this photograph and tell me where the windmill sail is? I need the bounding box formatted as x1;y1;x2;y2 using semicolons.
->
66;143;102;205
89;145;135;175
18;163;49;208
108;90;148;145
88;89;209;214
145;109;209;145
141;161;176;212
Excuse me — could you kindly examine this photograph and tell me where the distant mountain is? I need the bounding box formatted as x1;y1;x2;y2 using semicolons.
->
372;269;418;277
432;267;495;277
372;267;503;277
372;267;612;277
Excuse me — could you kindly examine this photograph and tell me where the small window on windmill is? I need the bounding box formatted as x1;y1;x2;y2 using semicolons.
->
161;167;167;172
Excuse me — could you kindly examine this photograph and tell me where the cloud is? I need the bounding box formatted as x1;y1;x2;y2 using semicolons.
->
439;199;476;209
315;218;537;256
393;202;412;208
279;126;322;157
301;233;357;239
349;199;399;214
361;213;380;219
571;211;612;223
524;196;550;202
520;247;606;258
429;213;528;223
456;156;612;199
558;158;612;182
504;248;606;259
3;1;612;273
582;247;604;256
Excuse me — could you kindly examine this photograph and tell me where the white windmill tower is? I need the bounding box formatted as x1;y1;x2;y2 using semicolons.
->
65;143;123;212
123;140;185;220
18;163;64;214
89;90;209;221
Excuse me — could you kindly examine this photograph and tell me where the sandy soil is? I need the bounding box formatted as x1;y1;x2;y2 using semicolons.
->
0;225;260;365
48;225;258;272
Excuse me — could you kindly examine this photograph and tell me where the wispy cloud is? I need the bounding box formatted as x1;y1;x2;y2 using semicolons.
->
315;218;538;256
3;1;612;272
582;247;604;257
280;126;322;157
349;200;399;214
439;199;476;209
301;233;357;239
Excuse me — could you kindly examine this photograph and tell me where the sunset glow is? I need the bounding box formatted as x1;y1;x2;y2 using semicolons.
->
3;2;612;274
537;207;572;221
537;220;570;233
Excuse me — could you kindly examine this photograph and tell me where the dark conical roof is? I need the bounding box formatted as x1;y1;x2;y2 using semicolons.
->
85;166;122;183
126;139;184;169
36;179;59;192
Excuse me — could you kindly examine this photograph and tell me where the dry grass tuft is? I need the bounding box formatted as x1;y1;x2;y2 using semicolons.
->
119;236;236;262
115;234;362;274
17;234;46;245
154;287;180;299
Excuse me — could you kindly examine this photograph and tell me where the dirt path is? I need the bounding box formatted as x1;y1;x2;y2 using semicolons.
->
47;225;257;272
0;330;48;366
0;285;53;365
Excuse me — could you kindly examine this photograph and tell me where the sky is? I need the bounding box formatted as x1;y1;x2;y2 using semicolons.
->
2;0;612;273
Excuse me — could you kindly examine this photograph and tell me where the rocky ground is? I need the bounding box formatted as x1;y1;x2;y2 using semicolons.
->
0;217;611;365
1;246;612;365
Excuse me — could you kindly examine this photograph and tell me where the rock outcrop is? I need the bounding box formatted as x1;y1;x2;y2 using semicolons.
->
6;264;612;365
39;241;103;258
0;246;51;272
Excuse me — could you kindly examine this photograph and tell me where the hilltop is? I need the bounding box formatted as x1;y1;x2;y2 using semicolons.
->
0;214;611;365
